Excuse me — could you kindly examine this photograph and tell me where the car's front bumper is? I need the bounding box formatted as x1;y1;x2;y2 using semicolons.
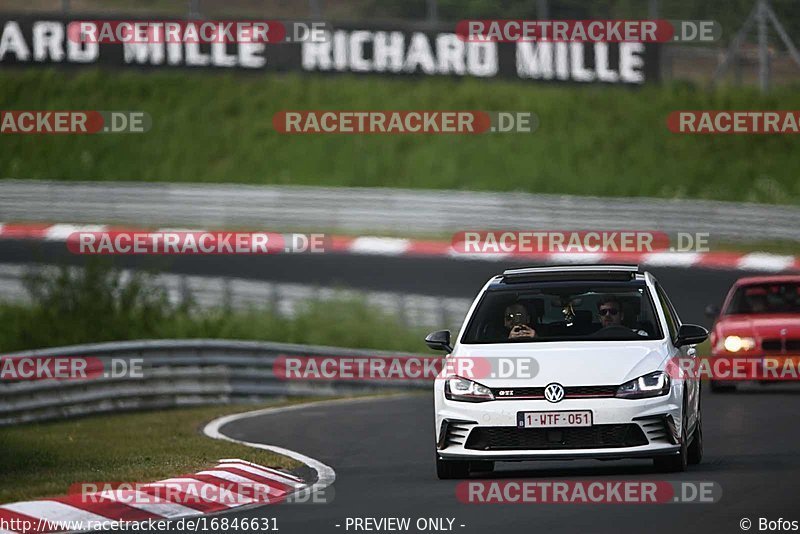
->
435;392;682;461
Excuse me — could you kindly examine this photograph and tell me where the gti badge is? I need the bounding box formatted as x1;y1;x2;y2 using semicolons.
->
544;383;565;403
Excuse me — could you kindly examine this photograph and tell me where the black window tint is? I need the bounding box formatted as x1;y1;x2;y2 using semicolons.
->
460;281;663;344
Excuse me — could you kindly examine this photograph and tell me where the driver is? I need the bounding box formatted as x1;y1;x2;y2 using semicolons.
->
744;291;768;313
504;303;537;340
597;297;647;336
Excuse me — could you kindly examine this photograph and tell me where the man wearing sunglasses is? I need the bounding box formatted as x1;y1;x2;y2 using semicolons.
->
598;297;648;336
504;303;537;340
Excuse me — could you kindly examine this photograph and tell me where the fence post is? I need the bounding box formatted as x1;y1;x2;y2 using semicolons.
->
757;0;771;93
426;0;438;24
648;0;659;18
188;0;201;19
309;0;322;18
536;0;549;20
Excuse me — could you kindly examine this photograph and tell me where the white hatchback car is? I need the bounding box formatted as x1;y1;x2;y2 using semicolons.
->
428;265;708;479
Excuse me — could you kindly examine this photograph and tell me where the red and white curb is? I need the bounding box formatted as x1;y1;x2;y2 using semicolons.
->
0;459;306;533
0;222;798;272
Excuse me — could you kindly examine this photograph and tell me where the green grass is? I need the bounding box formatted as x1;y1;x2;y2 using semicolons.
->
1;69;800;204
0;401;308;503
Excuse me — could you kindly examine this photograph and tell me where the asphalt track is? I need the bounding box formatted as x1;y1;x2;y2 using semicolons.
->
214;390;800;534
3;239;798;534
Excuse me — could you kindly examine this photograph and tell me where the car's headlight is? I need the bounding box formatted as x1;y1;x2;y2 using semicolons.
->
722;335;756;353
616;371;670;399
444;376;494;402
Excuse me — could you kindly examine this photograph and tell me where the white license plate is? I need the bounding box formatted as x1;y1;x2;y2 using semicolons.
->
517;411;593;428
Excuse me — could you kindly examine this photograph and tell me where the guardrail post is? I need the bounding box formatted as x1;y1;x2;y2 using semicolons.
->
188;0;201;19
180;275;191;309
397;294;409;329
441;302;451;331
269;283;280;315
222;278;233;310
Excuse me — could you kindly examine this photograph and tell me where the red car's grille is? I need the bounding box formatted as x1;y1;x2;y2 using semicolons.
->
762;338;800;352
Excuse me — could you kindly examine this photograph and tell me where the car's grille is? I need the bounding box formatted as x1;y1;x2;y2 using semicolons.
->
464;424;648;450
490;385;618;400
762;338;800;352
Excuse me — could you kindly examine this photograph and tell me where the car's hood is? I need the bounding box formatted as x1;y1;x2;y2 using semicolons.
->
451;342;668;387
716;315;800;338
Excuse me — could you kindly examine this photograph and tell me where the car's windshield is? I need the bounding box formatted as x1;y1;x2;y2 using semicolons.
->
724;283;800;315
460;281;663;344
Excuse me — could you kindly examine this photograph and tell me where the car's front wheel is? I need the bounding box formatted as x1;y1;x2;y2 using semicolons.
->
687;404;703;465
653;414;689;473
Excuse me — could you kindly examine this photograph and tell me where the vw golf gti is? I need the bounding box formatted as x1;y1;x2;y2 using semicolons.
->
427;264;708;479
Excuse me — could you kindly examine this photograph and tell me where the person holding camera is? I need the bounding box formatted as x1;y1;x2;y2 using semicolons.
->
504;303;537;340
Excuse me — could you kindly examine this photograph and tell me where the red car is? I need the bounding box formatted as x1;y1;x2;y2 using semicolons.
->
707;275;800;392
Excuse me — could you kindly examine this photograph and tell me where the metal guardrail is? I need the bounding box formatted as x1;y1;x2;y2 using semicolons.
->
0;263;471;333
0;339;434;426
1;180;799;242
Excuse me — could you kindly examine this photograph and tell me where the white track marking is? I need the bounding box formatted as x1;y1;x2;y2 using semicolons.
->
738;253;796;272
1;500;112;522
642;252;700;267
44;224;108;241
214;463;304;488
97;490;201;518
203;396;410;497
349;237;410;255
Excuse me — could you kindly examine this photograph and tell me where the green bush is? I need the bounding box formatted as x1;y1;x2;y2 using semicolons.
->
0;260;429;353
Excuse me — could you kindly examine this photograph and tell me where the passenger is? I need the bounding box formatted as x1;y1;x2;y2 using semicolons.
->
504;303;537;340
597;297;647;336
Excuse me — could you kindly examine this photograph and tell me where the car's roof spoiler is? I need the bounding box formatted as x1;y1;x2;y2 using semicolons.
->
501;264;641;283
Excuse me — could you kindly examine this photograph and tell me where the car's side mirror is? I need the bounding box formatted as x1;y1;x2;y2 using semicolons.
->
676;324;709;347
425;330;453;353
704;304;720;319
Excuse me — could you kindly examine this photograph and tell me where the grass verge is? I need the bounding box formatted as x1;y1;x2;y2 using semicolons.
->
0;400;310;504
1;69;799;204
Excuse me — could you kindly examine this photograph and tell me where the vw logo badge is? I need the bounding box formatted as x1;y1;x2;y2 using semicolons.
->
544;383;565;403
